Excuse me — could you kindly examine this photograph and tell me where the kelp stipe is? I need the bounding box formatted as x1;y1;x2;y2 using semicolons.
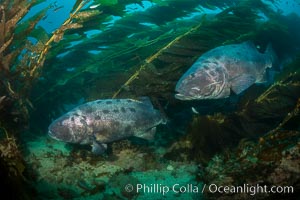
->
0;0;90;198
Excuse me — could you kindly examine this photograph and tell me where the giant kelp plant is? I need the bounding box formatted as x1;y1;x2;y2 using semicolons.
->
0;0;93;120
0;0;47;198
0;0;300;199
0;0;98;198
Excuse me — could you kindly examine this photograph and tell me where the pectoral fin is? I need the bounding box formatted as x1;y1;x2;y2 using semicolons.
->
91;141;107;155
230;75;256;94
136;127;156;141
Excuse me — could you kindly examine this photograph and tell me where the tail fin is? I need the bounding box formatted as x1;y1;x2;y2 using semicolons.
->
158;105;168;125
151;97;168;125
265;43;279;70
264;44;280;83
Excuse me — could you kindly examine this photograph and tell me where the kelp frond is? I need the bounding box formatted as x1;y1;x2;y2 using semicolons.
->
29;0;89;77
112;16;206;98
0;0;41;99
0;0;35;54
110;3;265;99
0;0;95;127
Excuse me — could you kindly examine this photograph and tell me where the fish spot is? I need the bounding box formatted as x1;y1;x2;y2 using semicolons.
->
127;99;133;103
113;109;119;113
129;108;136;112
106;101;112;104
82;116;87;120
80;119;86;124
116;99;121;102
95;116;101;120
74;113;79;116
71;117;74;122
121;107;126;113
97;100;102;104
103;109;110;114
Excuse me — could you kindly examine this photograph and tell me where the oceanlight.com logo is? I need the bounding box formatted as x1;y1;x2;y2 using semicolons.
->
206;184;294;196
124;183;294;196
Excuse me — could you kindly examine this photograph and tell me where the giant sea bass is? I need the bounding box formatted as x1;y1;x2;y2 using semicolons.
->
48;97;165;154
175;41;278;100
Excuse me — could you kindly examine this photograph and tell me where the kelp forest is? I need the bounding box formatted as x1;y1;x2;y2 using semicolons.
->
0;0;300;199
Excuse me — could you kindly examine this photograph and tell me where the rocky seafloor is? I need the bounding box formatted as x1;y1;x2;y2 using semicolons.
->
24;135;201;200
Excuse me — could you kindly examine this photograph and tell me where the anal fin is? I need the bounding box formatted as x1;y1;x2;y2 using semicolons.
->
92;141;107;155
137;127;156;141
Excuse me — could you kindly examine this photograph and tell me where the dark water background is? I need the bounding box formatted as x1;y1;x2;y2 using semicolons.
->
1;0;300;199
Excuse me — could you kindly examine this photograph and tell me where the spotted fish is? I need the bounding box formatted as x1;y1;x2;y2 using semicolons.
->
175;41;277;100
48;97;165;154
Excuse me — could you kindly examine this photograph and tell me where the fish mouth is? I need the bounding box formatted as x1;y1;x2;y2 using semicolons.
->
48;130;59;141
48;130;55;138
175;93;195;100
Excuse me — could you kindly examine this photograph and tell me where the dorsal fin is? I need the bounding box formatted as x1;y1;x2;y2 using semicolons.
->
242;41;257;50
264;43;278;69
138;96;153;107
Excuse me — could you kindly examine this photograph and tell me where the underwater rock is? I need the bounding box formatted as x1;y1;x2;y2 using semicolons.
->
0;136;33;200
201;129;300;200
163;138;195;162
108;173;140;199
57;187;78;199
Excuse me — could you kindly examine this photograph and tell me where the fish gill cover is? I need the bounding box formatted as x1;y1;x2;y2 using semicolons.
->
0;0;300;199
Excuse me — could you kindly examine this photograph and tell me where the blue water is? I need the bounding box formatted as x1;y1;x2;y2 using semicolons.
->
23;0;300;34
1;0;300;200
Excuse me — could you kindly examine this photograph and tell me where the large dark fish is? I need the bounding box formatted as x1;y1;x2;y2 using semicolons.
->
175;41;277;100
48;97;165;154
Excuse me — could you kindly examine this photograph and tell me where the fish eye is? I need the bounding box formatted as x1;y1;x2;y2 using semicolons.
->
189;73;195;78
